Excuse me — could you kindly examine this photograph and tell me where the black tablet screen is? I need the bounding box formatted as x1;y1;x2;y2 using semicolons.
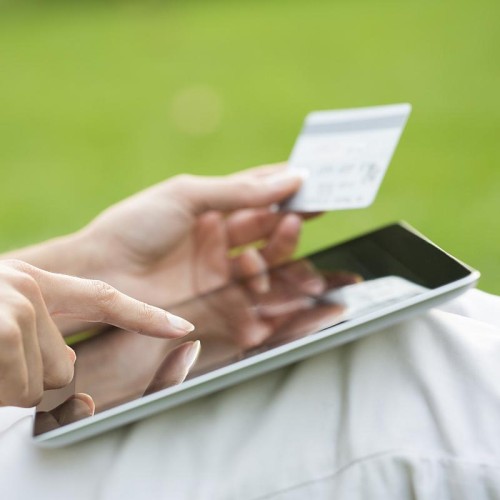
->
34;223;473;435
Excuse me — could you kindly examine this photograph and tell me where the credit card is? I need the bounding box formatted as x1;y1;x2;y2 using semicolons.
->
281;103;411;212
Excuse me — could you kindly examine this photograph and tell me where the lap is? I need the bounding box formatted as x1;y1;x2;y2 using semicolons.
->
1;290;500;499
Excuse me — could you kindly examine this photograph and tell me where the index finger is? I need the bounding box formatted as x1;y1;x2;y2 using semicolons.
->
26;266;194;339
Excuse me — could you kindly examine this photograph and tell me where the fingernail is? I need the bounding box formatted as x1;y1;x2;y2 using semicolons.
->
167;313;195;333
72;393;95;415
66;346;77;364
184;340;201;370
264;171;305;187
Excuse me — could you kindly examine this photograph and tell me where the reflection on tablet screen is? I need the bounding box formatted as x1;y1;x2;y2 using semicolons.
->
34;224;470;434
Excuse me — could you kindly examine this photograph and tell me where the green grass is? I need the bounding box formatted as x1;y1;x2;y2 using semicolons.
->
1;0;499;293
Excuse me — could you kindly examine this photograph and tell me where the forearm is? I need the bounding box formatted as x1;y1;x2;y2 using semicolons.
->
0;229;100;279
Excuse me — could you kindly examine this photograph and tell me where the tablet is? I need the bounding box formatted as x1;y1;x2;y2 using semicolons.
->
33;222;479;447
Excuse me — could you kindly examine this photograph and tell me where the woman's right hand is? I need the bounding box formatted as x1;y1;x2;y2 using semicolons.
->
34;340;201;434
0;259;194;408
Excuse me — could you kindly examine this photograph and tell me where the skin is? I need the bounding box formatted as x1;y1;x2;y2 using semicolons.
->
70;259;355;414
34;341;201;434
0;164;307;411
0;260;194;408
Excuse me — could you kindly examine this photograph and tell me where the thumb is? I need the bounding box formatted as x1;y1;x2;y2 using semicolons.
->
167;170;304;214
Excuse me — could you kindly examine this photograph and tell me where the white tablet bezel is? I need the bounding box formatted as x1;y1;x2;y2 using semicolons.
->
33;223;480;447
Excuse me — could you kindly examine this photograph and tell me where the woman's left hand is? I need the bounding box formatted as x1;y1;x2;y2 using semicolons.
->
81;164;310;308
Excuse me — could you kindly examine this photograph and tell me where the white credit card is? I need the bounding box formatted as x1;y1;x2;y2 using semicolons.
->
281;103;411;212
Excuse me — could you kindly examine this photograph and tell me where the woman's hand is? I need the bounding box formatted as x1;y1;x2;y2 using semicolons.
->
168;261;359;360
38;262;355;419
81;164;306;308
34;340;201;433
0;260;193;408
3;164;308;334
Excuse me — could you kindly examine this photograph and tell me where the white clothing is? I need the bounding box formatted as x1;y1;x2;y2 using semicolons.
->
0;289;499;499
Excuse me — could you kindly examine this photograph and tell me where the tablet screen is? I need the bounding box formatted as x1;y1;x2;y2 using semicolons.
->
34;223;473;435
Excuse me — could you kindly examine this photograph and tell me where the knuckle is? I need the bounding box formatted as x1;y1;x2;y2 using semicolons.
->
12;295;36;324
0;282;36;327
90;280;118;318
165;174;203;211
22;386;44;408
0;321;23;351
17;391;43;408
11;377;33;408
8;271;39;297
92;279;116;304
139;302;155;323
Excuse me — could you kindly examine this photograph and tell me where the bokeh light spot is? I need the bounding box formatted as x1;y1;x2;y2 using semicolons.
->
170;84;223;136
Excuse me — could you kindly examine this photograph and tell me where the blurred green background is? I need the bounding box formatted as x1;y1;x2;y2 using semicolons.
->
1;0;499;293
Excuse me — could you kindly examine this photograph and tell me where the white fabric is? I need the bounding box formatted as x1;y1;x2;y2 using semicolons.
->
0;289;499;499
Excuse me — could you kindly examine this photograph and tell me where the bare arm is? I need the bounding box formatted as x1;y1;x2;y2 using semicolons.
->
1;230;97;278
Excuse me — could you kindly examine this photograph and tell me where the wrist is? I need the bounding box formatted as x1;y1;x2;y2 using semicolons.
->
0;229;102;279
